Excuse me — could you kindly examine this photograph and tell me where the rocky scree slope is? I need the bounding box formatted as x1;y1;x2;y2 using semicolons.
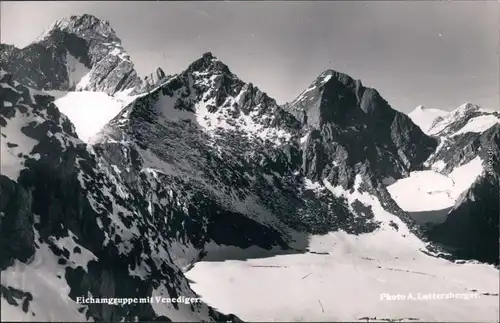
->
0;69;240;322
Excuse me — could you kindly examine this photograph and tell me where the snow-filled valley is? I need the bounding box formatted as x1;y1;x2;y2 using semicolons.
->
186;235;499;322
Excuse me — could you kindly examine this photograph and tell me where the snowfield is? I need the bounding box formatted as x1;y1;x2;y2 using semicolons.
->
452;114;500;137
408;105;448;134
386;156;484;212
52;91;135;142
186;234;499;322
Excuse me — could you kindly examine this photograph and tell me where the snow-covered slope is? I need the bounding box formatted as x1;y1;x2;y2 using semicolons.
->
408;105;448;134
387;156;484;212
48;90;136;142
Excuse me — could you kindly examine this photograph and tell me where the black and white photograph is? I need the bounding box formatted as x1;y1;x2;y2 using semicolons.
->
0;1;499;322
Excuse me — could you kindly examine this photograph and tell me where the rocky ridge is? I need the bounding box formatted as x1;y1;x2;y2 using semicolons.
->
0;14;143;96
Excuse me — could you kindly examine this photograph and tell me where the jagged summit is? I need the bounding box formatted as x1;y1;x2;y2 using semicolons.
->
319;69;360;88
284;66;437;193
453;102;481;113
154;66;166;77
187;51;231;75
143;66;167;89
36;13;118;44
99;48;300;145
202;51;215;59
1;13;141;95
286;68;389;128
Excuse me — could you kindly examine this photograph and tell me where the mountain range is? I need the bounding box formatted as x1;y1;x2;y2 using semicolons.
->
1;14;498;322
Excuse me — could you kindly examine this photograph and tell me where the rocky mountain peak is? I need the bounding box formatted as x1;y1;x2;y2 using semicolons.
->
187;52;231;76
453;102;481;115
427;102;494;137
284;67;437;195
320;69;359;88
1;13;142;95
286;69;388;128
153;66;166;78
37;13;118;43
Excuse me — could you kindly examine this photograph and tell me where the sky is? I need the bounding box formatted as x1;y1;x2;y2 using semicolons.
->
1;1;499;112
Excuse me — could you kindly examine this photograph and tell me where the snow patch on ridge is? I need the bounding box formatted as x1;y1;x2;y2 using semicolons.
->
53;91;134;142
408;105;448;134
387;156;484;212
452;114;500;137
0;102;42;182
427;102;494;136
154;75;293;146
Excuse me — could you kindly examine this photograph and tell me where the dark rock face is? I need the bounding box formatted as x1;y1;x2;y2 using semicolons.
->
283;70;438;241
0;14;142;95
0;70;240;321
143;67;168;91
427;173;499;265
0;175;35;270
305;71;446;236
0;285;33;314
287;69;437;188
